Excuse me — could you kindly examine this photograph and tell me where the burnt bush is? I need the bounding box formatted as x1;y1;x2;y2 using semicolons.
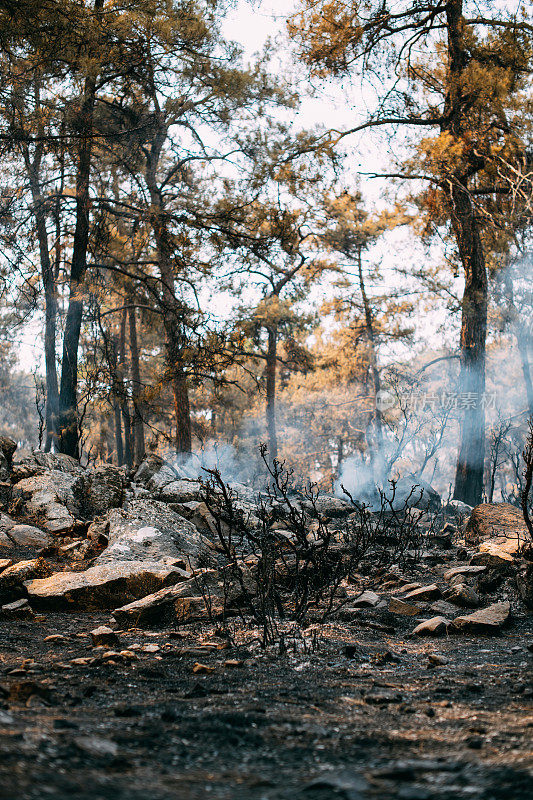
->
199;444;433;643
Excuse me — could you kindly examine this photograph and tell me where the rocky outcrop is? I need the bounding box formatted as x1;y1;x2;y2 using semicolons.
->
81;465;125;517
465;503;527;546
90;498;212;568
13;470;83;534
24;561;185;610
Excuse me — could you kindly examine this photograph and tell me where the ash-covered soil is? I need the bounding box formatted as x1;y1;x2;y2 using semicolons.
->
1;610;531;800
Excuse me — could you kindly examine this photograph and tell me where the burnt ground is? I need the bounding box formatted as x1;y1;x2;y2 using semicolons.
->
0;609;532;800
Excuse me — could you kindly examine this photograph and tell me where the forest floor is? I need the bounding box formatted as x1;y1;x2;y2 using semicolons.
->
1;609;532;800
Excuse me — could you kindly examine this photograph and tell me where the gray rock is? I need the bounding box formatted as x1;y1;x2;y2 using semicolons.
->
12;451;83;481
24;561;184;610
133;454;164;485
14;470;83;534
0;436;16;480
351;590;381;608
112;569;220;627
82;465;125;516
147;463;183;492
516;561;533;609
6;524;52;549
390;476;441;511
94;499;212;568
159;479;202;504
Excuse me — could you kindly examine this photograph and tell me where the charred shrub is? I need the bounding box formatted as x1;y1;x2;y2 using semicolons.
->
199;445;429;643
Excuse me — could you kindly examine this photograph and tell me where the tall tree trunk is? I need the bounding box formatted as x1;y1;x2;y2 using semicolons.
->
118;308;132;469
128;304;146;464
357;245;384;455
109;331;124;466
57;0;104;458
24;148;59;452
445;0;488;506
266;324;278;461
449;183;488;506
145;124;191;453
517;330;533;418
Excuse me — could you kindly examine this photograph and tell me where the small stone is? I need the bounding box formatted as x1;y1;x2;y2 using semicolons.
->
73;736;118;758
445;584;480;608
412;616;450;636
427;653;447;667
1;598;34;619
70;657;94;667
395;582;421;594
224;659;244;668
403;584;441;602
141;643;160;653
90;625;119;647
351;590;380;608
192;662;214;674
443;565;486;581
388;598;423;616
43;634;67;644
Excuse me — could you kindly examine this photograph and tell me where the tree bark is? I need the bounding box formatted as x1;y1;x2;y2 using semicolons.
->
266;323;278;461
445;0;488;506
128;304;146;464
449;182;488;506
24;145;59;452
118;307;133;469
145;123;192;453
357;245;384;455
57;0;104;458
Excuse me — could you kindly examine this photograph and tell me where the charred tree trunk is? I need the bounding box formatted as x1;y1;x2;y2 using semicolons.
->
145;124;191;454
444;0;488;506
449;184;488;506
357;245;384;455
24;145;59;452
517;330;533;418
57;0;104;458
128;304;146;464
109;332;124;466
266;323;278;461
119;308;132;469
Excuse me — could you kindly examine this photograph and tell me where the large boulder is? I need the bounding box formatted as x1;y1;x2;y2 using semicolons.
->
390;476;441;512
465;503;528;549
13;470;83;534
133;454;164;485
24;561;184;610
92;499;213;568
81;464;125;516
12;451;83;482
159;479;203;504
452;601;510;634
